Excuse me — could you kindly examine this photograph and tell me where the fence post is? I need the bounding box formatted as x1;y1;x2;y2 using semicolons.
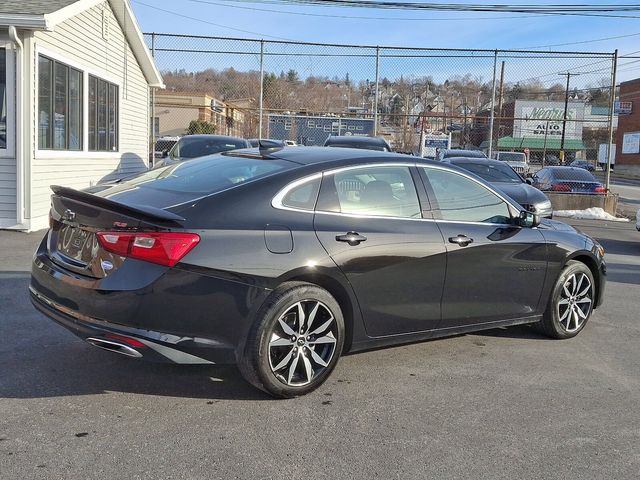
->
487;50;498;158
605;49;617;193
258;40;265;139
374;46;380;136
150;32;156;167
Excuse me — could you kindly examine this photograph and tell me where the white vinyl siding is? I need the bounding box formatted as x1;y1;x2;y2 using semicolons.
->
30;1;149;224
0;42;16;225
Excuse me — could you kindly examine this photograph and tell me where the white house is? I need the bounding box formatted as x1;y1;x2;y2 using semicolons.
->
0;0;163;231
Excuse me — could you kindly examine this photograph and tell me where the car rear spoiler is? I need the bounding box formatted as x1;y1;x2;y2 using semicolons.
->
50;185;186;225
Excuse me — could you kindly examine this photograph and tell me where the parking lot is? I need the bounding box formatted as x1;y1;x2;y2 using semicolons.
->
1;213;639;479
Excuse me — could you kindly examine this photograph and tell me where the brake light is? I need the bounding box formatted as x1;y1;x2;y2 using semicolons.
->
595;185;606;194
105;333;147;348
96;231;200;267
552;183;571;192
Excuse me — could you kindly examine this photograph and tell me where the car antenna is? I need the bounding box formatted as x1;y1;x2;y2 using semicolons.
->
258;139;284;158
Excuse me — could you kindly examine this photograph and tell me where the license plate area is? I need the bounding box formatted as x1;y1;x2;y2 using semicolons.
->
56;224;98;266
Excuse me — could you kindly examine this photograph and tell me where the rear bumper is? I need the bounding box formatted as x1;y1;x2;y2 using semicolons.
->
30;286;237;364
30;235;272;364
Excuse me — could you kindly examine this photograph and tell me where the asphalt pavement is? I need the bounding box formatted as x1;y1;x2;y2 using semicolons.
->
1;221;639;480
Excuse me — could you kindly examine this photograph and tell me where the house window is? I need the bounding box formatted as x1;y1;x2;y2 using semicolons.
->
38;55;83;150
0;48;6;149
89;75;118;151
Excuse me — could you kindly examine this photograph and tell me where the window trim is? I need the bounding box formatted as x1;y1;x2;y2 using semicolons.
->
0;43;15;158
34;46;122;158
273;162;523;226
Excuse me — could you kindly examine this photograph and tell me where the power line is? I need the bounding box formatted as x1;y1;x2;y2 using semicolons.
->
132;0;298;41
187;0;546;21
520;31;640;50
228;0;640;18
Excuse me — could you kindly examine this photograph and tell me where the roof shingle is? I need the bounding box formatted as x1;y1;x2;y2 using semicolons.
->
0;0;79;16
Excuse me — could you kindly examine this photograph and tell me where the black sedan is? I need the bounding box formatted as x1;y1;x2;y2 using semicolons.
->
155;134;250;167
532;167;605;194
569;160;596;172
444;157;553;218
30;147;606;398
324;135;391;151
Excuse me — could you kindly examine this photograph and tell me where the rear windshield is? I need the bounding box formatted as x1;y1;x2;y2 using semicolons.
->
457;162;522;184
115;155;292;194
554;168;596;181
170;137;247;159
497;152;526;162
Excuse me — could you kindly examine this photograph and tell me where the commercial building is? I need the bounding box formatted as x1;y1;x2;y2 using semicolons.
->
267;114;374;145
153;91;252;138
615;78;640;175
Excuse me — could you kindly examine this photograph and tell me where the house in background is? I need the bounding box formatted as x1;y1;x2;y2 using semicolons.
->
0;0;163;231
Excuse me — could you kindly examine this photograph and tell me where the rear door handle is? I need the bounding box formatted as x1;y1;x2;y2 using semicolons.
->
336;232;367;246
448;235;473;247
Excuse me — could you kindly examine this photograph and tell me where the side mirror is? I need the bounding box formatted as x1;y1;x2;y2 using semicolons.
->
519;210;540;228
525;178;532;185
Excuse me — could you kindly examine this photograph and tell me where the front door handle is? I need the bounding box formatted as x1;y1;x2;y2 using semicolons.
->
336;232;367;246
448;235;473;247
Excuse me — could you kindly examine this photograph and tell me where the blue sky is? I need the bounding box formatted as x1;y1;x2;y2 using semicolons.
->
130;0;640;83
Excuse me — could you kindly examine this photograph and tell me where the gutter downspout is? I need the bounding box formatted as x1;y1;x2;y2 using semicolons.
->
8;26;25;227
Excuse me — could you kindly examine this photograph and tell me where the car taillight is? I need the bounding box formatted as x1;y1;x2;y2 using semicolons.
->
96;231;200;267
595;185;606;194
552;183;571;192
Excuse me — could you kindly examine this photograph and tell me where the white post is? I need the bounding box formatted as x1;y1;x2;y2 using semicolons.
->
487;50;498;158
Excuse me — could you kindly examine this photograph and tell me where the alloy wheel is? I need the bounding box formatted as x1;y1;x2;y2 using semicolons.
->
268;300;338;387
557;272;593;333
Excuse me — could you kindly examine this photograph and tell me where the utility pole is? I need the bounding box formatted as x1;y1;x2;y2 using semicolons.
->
559;72;578;165
605;50;618;192
488;50;498;158
497;61;505;143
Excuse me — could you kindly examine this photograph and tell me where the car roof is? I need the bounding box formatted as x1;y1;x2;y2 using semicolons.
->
226;146;426;167
324;136;387;145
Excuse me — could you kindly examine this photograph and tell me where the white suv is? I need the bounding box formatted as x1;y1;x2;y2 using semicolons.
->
495;151;529;176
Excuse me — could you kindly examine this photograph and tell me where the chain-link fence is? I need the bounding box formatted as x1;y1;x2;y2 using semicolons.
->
145;32;616;167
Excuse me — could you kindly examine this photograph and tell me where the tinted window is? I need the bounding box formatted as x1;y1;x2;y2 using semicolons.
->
281;177;321;210
553;168;596;181
422;168;511;224
455;162;522;184
113;155;290;194
497;152;526;162
170;137;247;159
318;166;421;218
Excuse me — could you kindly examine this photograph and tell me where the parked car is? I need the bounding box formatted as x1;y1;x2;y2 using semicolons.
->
544;154;560;166
152;136;180;164
495;151;529;176
324;135;391;152
435;148;487;162
569;160;595;172
31;147;606;398
445;157;553;218
532;167;606;194
155;135;250;167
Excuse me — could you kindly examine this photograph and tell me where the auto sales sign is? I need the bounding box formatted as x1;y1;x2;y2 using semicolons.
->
513;100;585;140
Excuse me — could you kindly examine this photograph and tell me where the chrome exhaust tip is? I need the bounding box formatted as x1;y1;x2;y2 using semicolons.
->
86;337;143;358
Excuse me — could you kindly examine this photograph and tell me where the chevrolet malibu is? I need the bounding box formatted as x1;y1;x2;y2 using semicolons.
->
30;146;606;398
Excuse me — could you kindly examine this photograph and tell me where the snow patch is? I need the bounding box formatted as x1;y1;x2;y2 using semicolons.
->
553;207;629;222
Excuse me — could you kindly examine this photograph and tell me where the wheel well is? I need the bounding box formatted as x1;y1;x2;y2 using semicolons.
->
569;254;601;308
286;273;355;352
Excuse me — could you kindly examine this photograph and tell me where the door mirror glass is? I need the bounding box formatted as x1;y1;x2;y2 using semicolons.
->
519;210;540;228
525;178;532;185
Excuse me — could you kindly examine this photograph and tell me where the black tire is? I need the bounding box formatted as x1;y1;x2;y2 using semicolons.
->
536;260;595;339
238;281;345;398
